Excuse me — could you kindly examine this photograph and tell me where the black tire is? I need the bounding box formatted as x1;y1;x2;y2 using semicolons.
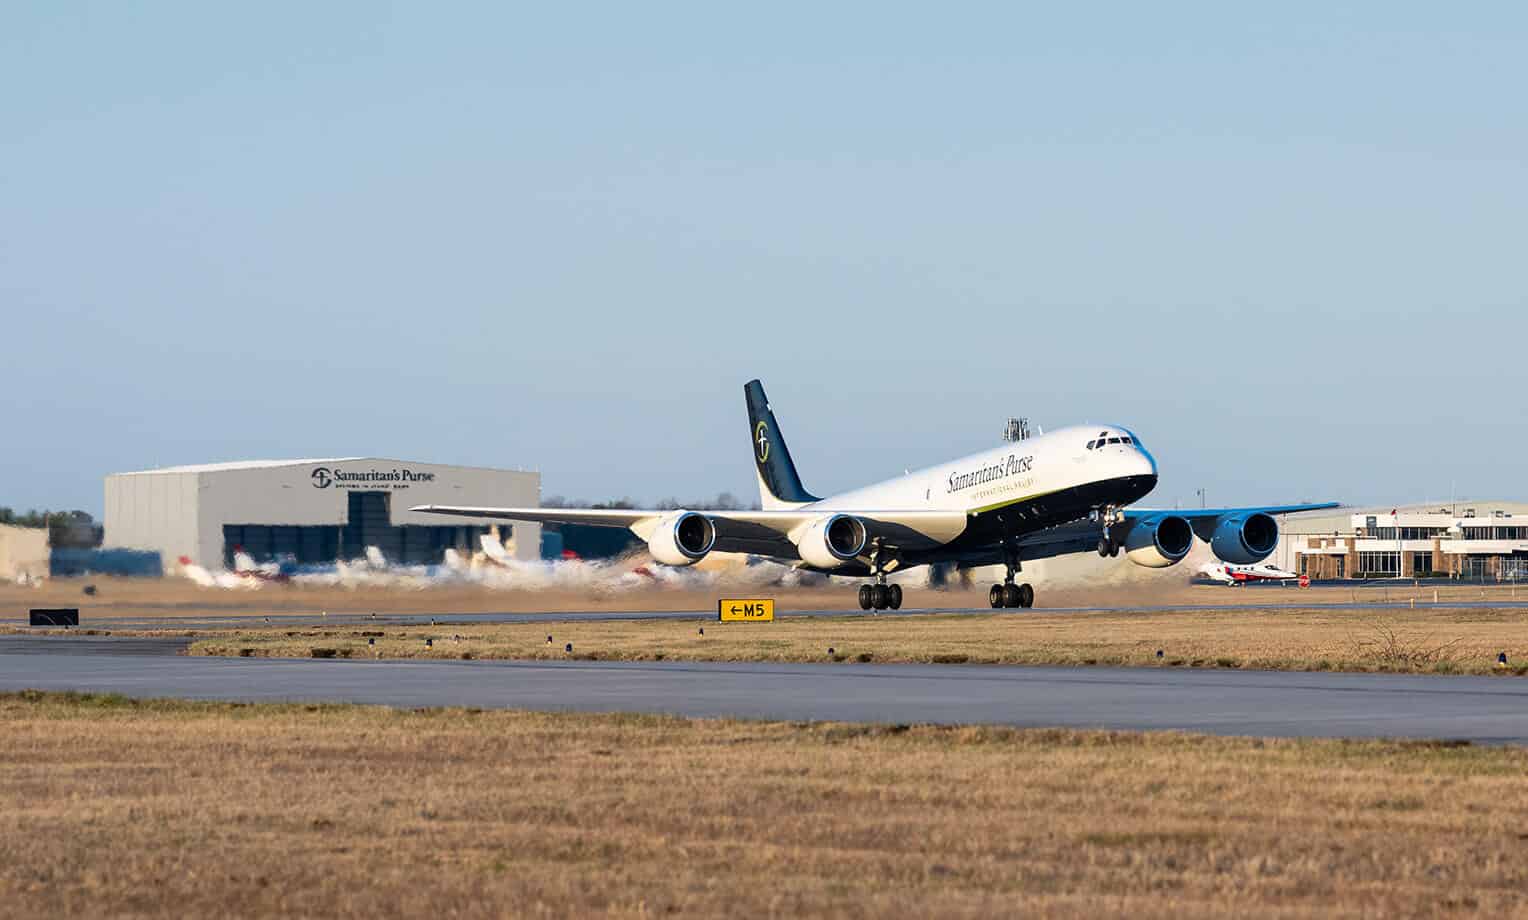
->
989;584;1004;608
1110;541;1121;558
1002;583;1022;608
887;584;903;610
871;584;890;610
1018;583;1035;608
1097;538;1111;558
858;584;874;610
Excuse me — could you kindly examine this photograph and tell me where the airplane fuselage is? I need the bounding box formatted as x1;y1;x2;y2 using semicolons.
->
793;425;1158;571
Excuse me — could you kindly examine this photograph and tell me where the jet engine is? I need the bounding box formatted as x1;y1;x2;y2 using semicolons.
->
1210;512;1279;565
1123;514;1195;568
794;514;869;569
646;511;716;566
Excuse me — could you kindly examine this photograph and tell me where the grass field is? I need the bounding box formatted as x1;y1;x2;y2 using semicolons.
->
178;606;1528;675
2;691;1525;917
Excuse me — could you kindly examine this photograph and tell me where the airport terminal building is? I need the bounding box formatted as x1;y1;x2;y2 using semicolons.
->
105;458;540;572
1269;501;1528;580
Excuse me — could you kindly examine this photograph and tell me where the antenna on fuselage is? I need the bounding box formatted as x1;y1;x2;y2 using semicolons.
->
1002;417;1031;442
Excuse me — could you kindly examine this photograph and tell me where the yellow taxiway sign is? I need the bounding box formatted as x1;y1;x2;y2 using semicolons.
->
718;598;775;622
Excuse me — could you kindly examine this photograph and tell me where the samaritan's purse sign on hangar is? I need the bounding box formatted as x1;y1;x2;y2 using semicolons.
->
718;598;775;622
310;465;437;490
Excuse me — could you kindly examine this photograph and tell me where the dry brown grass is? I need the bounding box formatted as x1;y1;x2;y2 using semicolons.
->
1;691;1525;918
180;607;1528;676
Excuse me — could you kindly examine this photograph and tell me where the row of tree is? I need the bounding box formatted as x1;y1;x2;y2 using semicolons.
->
0;509;103;548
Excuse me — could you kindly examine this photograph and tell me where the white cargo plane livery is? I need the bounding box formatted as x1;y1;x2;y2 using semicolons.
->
414;380;1336;611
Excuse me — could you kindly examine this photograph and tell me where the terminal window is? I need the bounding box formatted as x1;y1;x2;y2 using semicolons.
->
1357;551;1399;577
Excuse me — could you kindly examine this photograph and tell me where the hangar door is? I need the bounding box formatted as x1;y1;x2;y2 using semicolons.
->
224;491;487;568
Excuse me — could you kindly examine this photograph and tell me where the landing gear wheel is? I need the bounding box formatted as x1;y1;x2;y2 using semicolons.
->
862;537;901;612
1018;583;1035;608
1098;538;1119;558
989;584;1005;609
1002;583;1022;608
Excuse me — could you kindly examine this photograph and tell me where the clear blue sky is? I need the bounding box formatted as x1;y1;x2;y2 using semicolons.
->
4;2;1524;515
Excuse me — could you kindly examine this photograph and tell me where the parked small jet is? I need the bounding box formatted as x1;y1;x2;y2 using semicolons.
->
414;381;1336;610
1200;560;1302;585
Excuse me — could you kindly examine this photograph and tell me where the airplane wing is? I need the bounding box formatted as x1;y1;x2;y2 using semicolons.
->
409;504;970;558
1125;502;1340;540
941;502;1341;569
1127;502;1340;519
413;506;657;529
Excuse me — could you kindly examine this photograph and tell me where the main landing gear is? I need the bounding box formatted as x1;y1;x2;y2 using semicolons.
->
1095;505;1122;558
989;545;1035;609
858;582;902;611
989;582;1034;609
857;538;902;611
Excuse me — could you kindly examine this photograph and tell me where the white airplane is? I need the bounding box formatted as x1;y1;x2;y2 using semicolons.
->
1200;560;1302;585
413;380;1336;611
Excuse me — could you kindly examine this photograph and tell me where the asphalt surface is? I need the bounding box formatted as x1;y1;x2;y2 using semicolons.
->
0;635;192;656
3;641;1526;743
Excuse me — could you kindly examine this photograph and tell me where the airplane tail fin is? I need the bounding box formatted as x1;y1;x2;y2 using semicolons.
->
744;379;820;509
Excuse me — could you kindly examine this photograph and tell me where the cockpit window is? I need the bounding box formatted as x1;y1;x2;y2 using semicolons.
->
1088;431;1138;450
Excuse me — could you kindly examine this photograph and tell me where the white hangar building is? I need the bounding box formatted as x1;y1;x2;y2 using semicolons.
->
105;458;540;572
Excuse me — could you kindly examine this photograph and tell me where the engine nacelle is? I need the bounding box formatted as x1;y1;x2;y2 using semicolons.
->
1123;514;1194;568
1210;512;1279;564
646;511;716;566
794;514;869;570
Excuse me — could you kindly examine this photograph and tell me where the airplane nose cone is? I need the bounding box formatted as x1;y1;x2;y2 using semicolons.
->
1134;445;1159;478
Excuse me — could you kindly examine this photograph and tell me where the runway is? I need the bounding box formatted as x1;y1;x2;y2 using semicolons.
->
3;640;1526;744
